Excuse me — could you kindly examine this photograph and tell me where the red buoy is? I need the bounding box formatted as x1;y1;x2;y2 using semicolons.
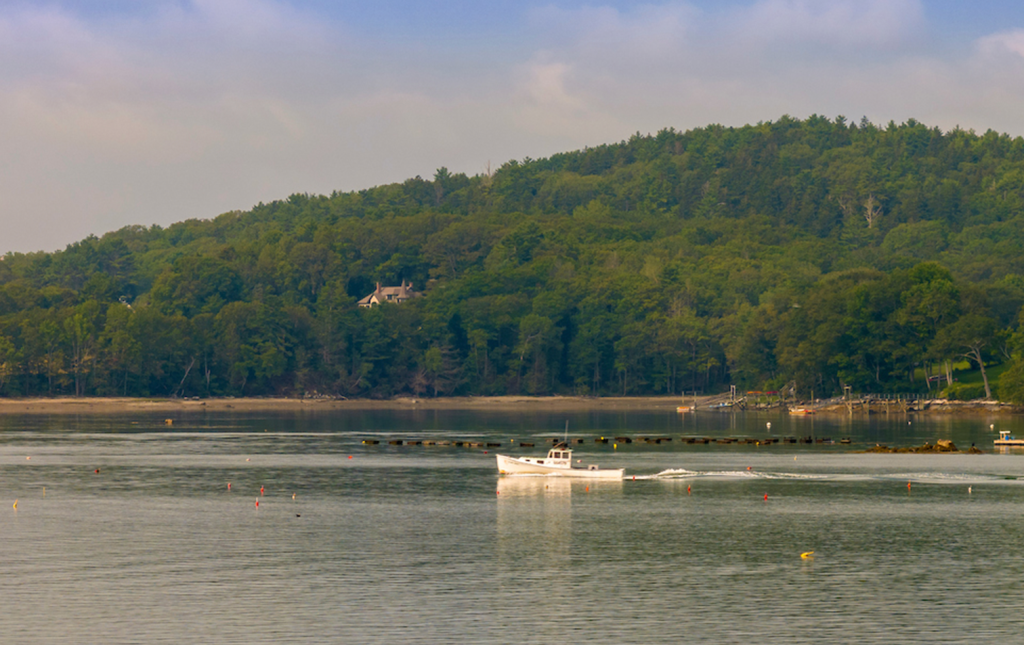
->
687;485;691;494
94;468;100;474
255;499;259;508
260;486;264;495
227;482;231;490
764;493;768;501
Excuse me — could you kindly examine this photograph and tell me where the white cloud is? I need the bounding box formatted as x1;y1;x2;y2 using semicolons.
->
733;0;924;49
977;29;1024;59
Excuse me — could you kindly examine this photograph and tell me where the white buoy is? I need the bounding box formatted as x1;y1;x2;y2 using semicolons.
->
766;422;772;429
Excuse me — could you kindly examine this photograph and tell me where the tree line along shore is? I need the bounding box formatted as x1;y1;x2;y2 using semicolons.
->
3;116;1024;404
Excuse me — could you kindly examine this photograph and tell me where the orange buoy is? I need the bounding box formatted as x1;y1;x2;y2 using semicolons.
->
260;486;264;495
227;482;231;490
764;493;768;501
94;468;100;474
255;499;259;508
687;485;691;494
348;455;353;459
907;481;912;490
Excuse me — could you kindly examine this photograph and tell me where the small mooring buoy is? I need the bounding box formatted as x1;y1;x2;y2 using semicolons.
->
801;551;814;559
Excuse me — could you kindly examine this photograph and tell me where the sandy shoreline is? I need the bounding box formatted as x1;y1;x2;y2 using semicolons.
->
0;395;690;415
0;396;1018;415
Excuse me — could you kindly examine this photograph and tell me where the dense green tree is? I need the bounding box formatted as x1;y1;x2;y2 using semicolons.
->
2;116;1024;399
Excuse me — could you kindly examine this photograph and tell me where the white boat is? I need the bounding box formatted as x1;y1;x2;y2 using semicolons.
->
496;442;624;479
994;430;1024;446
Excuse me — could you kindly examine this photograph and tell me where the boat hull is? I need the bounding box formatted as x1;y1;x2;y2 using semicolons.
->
496;454;624;479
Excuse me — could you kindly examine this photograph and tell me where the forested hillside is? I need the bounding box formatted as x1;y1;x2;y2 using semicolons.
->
5;115;1024;401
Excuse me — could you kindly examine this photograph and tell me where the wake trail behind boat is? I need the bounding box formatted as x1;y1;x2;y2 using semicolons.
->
635;469;1022;484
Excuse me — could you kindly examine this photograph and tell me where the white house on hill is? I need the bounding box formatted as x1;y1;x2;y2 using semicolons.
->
357;280;421;308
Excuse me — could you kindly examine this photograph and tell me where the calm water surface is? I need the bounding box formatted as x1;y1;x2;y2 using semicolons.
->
1;409;1023;644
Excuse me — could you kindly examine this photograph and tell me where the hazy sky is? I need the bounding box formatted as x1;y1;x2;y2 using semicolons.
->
3;0;1024;253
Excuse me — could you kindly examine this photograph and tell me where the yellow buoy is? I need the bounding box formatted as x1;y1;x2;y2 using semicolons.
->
801;551;814;559
613;443;618;449
13;499;17;510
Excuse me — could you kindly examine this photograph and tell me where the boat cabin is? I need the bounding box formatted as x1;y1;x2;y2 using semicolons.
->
545;444;572;466
515;442;573;468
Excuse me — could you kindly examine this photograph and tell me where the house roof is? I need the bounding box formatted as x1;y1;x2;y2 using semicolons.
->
357;280;421;306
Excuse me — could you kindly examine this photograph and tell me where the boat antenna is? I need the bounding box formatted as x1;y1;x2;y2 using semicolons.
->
564;420;569;444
